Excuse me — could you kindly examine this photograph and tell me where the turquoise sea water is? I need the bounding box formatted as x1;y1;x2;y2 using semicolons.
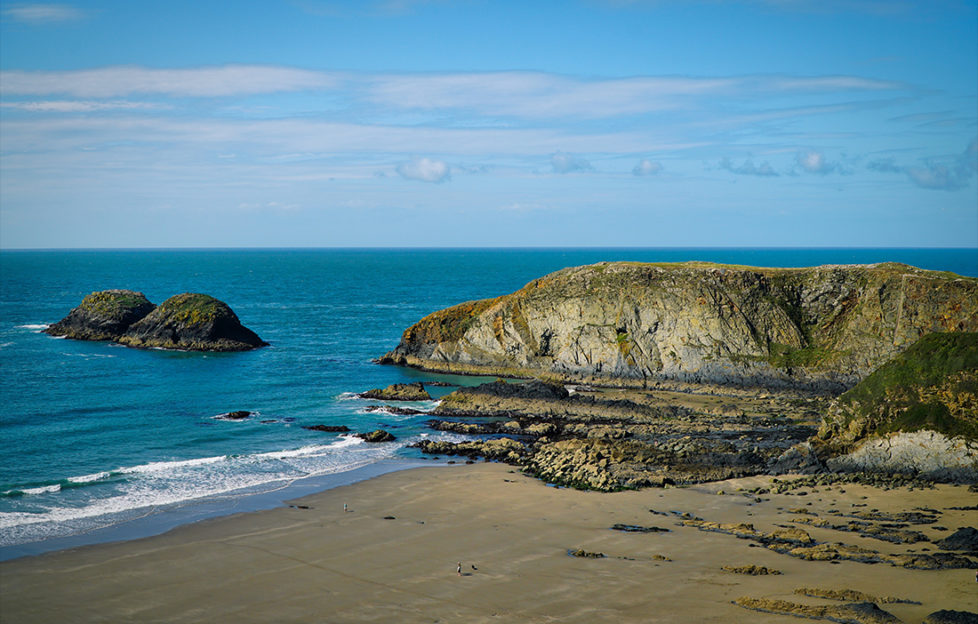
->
1;248;976;558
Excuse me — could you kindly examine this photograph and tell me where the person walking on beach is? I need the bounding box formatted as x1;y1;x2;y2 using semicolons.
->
457;562;462;576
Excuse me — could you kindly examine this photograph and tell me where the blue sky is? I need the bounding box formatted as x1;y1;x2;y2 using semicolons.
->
1;0;976;248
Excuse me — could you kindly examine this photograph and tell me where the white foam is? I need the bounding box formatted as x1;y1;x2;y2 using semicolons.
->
16;324;49;331
21;484;61;495
335;392;361;401
68;471;112;484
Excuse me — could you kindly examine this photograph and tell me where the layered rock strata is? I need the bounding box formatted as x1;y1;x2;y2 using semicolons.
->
382;262;978;393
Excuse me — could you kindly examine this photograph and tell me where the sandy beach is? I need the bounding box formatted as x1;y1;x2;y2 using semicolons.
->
1;462;975;623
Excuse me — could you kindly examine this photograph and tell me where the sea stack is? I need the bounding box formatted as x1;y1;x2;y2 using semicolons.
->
47;290;267;352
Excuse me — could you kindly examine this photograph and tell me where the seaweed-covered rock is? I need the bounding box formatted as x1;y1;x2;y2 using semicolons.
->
118;293;267;352
45;290;156;341
359;383;431;401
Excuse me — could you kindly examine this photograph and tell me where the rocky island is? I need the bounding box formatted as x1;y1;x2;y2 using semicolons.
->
46;290;267;352
379;262;978;490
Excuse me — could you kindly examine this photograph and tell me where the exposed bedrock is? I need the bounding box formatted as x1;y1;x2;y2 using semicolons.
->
381;262;978;392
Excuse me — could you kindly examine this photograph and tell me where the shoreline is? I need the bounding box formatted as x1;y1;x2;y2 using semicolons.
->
0;457;438;563
2;462;975;623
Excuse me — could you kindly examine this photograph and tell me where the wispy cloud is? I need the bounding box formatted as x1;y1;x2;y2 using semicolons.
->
0;100;167;112
632;159;663;176
396;157;450;183
363;72;902;119
2;3;84;23
0;66;335;98
719;157;779;176
551;152;593;173
905;138;978;191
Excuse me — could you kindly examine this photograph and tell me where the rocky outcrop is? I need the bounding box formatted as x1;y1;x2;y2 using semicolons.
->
47;291;266;352
811;332;977;482
359;382;431;401
45;290;156;341
382;262;978;392
118;293;267;351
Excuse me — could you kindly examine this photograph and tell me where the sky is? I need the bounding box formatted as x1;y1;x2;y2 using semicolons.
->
0;0;976;248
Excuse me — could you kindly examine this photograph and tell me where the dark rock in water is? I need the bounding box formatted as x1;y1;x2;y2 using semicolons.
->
936;527;978;552
359;382;431;401
118;293;267;352
45;290;156;341
426;381;454;387
924;610;978;624
356;429;396;443
721;565;781;575
364;405;424;416
214;410;255;420
303;424;351;433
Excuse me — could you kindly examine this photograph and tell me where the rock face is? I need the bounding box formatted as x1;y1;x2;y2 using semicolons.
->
117;293;267;351
45;290;156;341
47;290;266;352
381;262;978;392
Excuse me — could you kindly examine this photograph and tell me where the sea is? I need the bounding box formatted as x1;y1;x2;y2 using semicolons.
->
2;248;976;560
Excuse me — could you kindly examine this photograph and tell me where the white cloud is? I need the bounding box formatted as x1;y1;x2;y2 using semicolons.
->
396;157;450;183
632;159;663;176
719;157;779;177
2;3;84;23
795;149;850;175
0;66;335;98
551;152;593;173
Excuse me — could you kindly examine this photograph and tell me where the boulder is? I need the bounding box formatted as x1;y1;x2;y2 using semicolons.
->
45;290;155;341
302;425;351;433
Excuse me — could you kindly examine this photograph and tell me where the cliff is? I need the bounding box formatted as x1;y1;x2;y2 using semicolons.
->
47;290;267;352
381;262;978;392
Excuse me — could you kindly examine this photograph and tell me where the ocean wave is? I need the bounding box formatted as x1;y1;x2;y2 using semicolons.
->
16;324;49;332
0;437;399;542
335;392;361;401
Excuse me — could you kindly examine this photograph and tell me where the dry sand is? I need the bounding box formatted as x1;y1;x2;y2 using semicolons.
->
1;463;975;623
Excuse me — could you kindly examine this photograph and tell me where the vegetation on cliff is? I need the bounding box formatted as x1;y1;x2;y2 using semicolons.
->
816;332;978;453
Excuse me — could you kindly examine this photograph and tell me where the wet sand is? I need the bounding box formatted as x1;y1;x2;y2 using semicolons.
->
1;463;975;623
